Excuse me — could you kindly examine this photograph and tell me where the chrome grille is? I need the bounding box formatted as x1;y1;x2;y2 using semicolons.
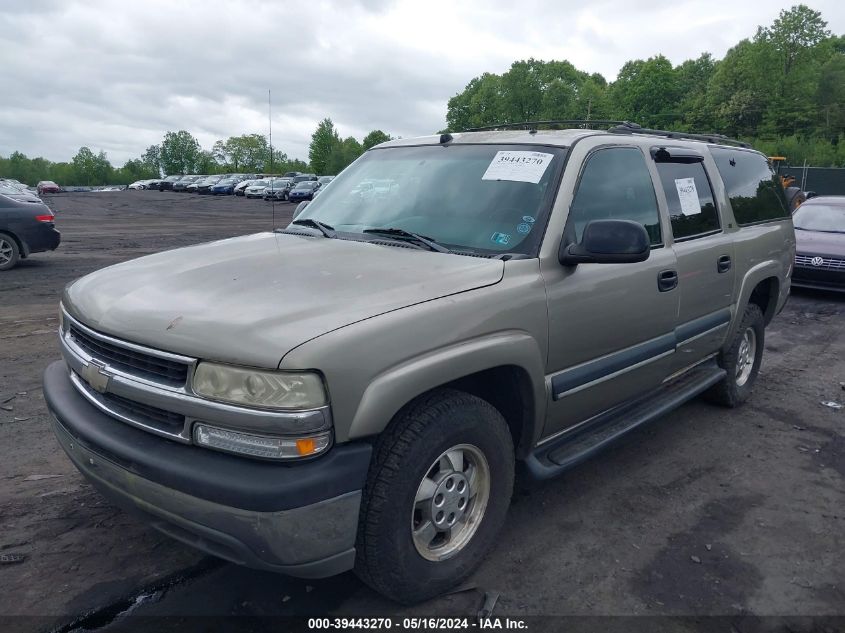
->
101;391;185;430
795;254;845;270
69;323;189;384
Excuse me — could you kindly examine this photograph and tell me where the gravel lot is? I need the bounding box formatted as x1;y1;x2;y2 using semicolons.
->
0;191;843;631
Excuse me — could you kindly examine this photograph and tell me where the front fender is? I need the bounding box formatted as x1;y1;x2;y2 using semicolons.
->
347;331;546;444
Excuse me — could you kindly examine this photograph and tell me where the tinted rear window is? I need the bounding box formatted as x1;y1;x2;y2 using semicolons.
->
710;147;789;226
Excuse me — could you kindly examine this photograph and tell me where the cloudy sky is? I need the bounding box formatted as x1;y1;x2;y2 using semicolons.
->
2;0;843;165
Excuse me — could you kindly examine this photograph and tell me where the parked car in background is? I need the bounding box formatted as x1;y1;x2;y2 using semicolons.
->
172;176;202;192
263;178;293;200
158;175;183;191
210;178;243;195
128;179;154;190
0;192;60;270
791;196;845;292
317;176;335;187
37;181;61;194
244;180;270;199
0;182;42;203
234;179;261;196
146;178;163;190
287;180;321;202
185;177;209;193
1;179;29;192
195;176;224;195
283;171;302;178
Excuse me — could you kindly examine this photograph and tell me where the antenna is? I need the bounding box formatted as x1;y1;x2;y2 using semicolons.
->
269;89;275;230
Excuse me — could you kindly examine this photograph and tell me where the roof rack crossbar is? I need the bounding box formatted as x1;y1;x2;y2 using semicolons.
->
608;123;750;148
465;120;635;132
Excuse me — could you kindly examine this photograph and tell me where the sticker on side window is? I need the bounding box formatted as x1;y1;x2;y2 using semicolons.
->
674;178;701;216
482;151;554;184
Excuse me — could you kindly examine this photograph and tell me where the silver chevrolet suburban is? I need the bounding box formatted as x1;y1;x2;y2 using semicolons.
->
43;123;795;603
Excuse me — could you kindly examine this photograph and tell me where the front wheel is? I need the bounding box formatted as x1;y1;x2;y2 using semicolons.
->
355;389;514;604
705;303;764;407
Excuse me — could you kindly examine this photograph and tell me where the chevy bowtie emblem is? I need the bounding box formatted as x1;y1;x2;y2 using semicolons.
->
81;361;111;394
810;256;824;267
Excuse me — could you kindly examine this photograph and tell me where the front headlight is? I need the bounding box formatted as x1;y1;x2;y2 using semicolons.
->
192;362;328;410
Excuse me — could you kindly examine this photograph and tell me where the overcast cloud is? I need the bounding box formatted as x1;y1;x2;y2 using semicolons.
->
1;0;843;165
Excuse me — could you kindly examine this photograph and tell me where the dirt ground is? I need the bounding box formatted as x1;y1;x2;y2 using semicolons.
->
0;191;843;631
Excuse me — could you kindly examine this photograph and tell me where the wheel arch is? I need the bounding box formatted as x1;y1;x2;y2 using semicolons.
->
0;229;27;259
346;332;546;458
731;262;783;338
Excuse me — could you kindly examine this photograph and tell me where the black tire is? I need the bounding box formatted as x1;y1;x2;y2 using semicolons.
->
0;232;21;271
355;388;514;604
705;303;764;407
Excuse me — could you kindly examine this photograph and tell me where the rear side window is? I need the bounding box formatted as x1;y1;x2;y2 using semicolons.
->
654;161;720;240
568;147;662;245
710;147;789;225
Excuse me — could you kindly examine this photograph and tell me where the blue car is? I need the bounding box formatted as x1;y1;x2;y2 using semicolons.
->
210;178;241;195
287;181;321;202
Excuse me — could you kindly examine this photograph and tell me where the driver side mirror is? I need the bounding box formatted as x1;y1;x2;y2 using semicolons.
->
293;201;310;219
559;219;651;266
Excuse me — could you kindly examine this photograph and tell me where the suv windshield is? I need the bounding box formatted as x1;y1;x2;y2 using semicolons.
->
298;144;565;254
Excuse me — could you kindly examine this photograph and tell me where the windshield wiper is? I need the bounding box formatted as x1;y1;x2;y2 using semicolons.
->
362;227;452;253
289;218;336;238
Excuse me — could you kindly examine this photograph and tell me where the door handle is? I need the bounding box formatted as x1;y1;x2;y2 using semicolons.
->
717;255;732;273
658;269;678;292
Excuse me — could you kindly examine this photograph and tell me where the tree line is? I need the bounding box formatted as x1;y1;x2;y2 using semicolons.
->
3;4;841;185
0;122;392;186
444;5;845;167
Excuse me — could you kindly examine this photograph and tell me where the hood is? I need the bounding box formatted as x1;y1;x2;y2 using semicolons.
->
796;228;845;257
64;232;504;368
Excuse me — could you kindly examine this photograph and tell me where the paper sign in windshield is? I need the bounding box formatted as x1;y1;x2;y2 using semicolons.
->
482;151;554;184
674;178;701;216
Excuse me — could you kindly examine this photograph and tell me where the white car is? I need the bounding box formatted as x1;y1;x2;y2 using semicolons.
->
128;179;155;190
244;180;270;198
234;179;261;196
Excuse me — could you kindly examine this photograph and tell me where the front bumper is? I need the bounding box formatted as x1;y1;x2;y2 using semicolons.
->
792;265;844;292
43;360;372;578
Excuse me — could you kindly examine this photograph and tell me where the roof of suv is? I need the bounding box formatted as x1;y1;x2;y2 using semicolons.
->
378;129;595;149
375;127;756;153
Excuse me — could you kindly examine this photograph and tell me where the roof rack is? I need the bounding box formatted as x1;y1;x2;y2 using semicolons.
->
607;122;750;148
465;120;634;132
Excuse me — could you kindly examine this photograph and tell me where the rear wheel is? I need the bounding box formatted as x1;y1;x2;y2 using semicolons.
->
355;389;514;604
705;303;764;407
0;233;21;271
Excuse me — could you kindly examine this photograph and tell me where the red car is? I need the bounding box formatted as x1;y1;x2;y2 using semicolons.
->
37;181;61;194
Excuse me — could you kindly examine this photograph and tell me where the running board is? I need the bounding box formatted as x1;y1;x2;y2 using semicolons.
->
524;360;726;480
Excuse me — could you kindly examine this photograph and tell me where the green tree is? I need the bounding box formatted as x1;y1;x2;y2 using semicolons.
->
610;55;681;127
212;134;270;172
500;59;544;122
309;118;340;175
362;130;391;150
817;54;845;134
326;136;363;175
71;147;112;185
159;130;202;175
142;144;161;176
706;39;769;136
753;5;831;134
